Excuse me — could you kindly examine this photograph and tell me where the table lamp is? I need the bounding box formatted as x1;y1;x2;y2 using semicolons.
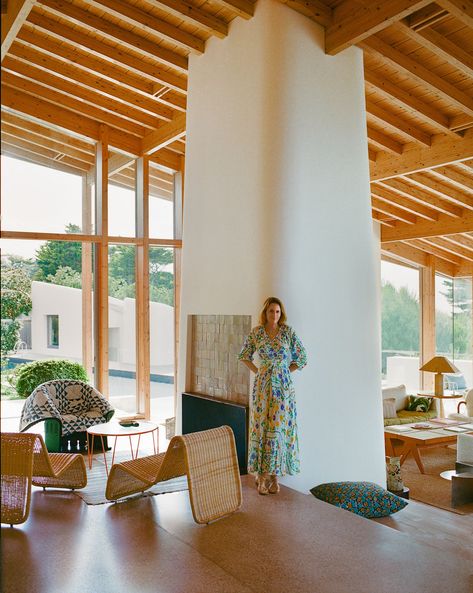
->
419;356;460;396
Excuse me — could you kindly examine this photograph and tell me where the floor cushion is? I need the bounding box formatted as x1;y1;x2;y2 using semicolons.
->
310;481;408;518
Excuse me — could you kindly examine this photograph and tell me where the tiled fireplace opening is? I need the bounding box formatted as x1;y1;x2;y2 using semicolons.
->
188;315;251;405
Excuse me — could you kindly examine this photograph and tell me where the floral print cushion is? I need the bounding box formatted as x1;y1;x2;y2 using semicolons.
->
310;481;408;518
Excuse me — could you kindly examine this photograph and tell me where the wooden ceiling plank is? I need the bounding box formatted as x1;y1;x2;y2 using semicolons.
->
213;0;255;19
371;128;473;180
142;114;186;156
449;113;473;132
1;111;94;153
366;98;431;146
379;178;463;217
371;196;418;223
149;148;182;173
407;238;463;265
364;69;452;133
398;22;473;78
1;0;35;60
1;123;95;163
361;35;473;117
430;165;473;191
436;0;473;28
1;86;141;154
36;0;188;73
372;211;397;226
18;25;154;95
446;233;473;250
7;44;174;121
87;0;204;54
143;0;228;39
407;171;473;209
2;74;147;137
370;183;439;220
367;126;403;154
277;0;332;27
381;211;473;242
27;11;187;93
326;0;431;55
1;143;86;175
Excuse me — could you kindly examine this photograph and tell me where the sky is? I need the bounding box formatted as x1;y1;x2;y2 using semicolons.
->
1;156;173;258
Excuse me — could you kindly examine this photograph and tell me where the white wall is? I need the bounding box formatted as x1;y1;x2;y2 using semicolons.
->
179;0;385;492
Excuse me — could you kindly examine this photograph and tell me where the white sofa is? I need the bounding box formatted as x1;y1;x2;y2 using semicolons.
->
382;384;438;426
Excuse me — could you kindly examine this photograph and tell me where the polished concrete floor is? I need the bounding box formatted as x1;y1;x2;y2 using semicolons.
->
2;475;472;593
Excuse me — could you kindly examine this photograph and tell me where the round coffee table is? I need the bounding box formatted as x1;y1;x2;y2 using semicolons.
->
87;421;159;475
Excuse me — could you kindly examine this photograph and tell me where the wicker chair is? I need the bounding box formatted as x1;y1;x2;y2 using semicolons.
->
105;425;242;524
1;433;87;526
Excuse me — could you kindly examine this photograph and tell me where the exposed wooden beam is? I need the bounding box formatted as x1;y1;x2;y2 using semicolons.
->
278;0;332;27
87;0;204;54
371;129;473;180
381;241;455;276
367;126;403;154
27;11;187;93
326;0;430;55
2;73;147;137
1;0;35;60
371;183;439;220
379;177;463;217
408;172;473;210
426;237;473;261
361;35;473;117
214;0;255;19
1;139;87;173
364;69;452;133
142;114;186;156
445;233;473;250
430;165;473;191
381;212;473;242
7;44;173;121
398;22;473;78
36;0;188;73
149;148;182;173
407;4;449;30
436;0;473;28
1;86;141;154
408;238;463;265
455;261;473;277
366;98;431;146
371;196;418;223
145;0;228;39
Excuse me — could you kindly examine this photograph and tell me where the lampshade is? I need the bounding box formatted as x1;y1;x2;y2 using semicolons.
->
419;356;460;396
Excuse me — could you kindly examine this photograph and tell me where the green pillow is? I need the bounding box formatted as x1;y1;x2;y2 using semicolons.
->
405;395;432;412
310;481;408;518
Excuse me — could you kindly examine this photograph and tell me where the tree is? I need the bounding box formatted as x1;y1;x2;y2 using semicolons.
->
35;223;82;279
46;266;82;289
0;265;32;358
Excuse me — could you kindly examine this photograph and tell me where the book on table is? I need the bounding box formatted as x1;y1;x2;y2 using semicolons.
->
429;417;462;426
443;426;470;433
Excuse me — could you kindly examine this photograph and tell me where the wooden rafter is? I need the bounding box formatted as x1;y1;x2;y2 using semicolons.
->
381;241;456;276
149;0;228;38
325;0;430;55
407;172;473;210
366;98;431;146
214;0;255;19
142;114;186;156
436;0;473;28
371;183;439;220
381;212;473;242
278;0;332;27
1;0;34;60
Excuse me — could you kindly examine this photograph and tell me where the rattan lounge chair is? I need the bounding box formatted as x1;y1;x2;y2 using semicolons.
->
1;432;87;526
105;425;242;524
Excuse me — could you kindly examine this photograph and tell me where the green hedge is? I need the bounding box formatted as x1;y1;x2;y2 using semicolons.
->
15;359;89;398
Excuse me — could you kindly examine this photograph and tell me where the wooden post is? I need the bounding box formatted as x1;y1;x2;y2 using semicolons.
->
136;156;150;418
173;156;184;417
94;126;109;396
81;174;93;378
420;256;436;391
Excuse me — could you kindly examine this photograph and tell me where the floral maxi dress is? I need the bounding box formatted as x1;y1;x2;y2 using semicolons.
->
238;324;307;476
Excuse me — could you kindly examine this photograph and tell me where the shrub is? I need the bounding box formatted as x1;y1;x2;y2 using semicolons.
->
15;359;89;398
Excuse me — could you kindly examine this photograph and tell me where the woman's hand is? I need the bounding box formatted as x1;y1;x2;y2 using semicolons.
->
289;363;298;373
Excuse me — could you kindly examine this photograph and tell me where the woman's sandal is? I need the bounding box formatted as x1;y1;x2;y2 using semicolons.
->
256;475;269;495
268;476;280;494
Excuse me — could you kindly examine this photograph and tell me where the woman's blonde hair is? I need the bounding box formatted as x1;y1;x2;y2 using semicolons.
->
259;297;287;326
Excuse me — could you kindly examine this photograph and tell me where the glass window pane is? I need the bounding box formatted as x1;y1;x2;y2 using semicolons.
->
108;162;136;237
381;261;420;392
108;244;137;412
149;246;175;422
149;163;174;239
1;156;86;234
1;238;93;397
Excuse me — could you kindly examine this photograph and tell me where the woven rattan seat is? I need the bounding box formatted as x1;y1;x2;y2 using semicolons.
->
1;432;87;526
105;425;242;524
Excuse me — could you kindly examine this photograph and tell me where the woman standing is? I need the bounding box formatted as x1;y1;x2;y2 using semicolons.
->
238;297;307;495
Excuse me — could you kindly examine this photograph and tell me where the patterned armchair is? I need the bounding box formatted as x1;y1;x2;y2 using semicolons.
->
19;380;114;452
